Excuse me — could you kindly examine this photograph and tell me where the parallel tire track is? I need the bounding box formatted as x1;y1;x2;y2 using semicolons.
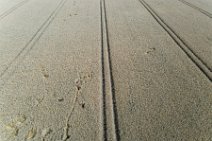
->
0;0;30;21
100;0;107;140
178;0;212;18
100;0;120;140
0;0;68;80
138;0;212;82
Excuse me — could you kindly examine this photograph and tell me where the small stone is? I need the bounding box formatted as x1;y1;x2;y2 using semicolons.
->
58;98;64;102
43;73;49;78
76;85;81;91
145;47;156;54
81;103;85;108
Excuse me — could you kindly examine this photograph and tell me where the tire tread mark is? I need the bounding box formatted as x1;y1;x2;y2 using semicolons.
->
0;0;30;21
101;0;121;140
138;0;212;82
0;0;68;79
100;0;108;140
178;0;212;18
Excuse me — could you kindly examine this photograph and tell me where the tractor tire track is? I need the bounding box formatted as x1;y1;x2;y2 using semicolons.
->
100;0;121;140
0;0;68;85
178;0;212;18
137;0;212;82
0;0;30;21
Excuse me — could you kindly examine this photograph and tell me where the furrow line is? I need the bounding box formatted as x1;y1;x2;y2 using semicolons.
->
178;0;212;18
100;0;121;140
0;0;68;85
138;0;212;82
100;0;108;140
0;0;30;21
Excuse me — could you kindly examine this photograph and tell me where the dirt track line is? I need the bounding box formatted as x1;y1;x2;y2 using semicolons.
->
178;0;212;18
0;0;68;81
137;0;212;82
0;0;30;21
100;0;108;140
100;0;120;140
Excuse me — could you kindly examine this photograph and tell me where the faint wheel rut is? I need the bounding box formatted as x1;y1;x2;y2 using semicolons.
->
177;0;212;18
0;0;30;21
137;0;212;81
0;0;68;87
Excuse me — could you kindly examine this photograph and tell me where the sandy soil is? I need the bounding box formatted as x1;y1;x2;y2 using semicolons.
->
0;0;211;140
